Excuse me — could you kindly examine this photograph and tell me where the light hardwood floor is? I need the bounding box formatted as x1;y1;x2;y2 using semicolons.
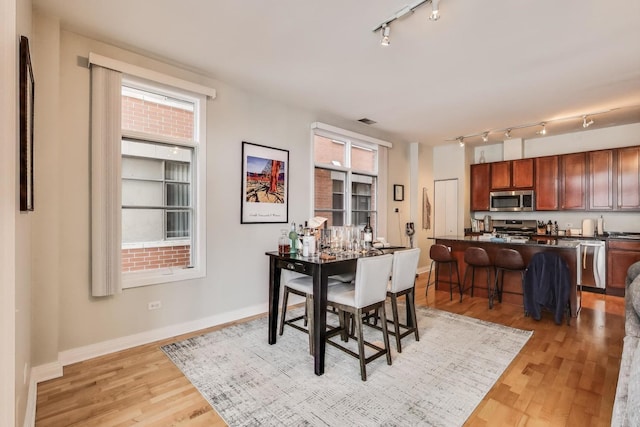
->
35;275;625;426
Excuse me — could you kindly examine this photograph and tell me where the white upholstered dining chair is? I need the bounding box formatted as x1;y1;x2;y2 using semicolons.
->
386;248;421;352
325;254;394;381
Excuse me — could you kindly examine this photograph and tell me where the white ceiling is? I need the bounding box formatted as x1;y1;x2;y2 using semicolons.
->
33;0;640;146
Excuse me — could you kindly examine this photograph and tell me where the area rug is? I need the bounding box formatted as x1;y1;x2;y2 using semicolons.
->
161;306;532;427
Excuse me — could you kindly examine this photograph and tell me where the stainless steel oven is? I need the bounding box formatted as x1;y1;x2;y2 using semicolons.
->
489;190;534;212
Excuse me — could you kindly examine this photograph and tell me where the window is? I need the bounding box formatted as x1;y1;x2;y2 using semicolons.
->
120;80;206;288
313;131;382;232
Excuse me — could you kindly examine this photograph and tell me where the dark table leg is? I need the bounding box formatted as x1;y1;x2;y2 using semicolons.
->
268;257;281;345
312;267;327;375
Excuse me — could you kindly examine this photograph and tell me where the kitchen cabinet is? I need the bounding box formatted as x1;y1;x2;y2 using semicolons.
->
490;159;534;190
617;145;640;210
512;158;535;188
607;239;640;296
535;156;559;210
490;161;511;189
560;152;587;210
470;163;490;211
588;149;614;210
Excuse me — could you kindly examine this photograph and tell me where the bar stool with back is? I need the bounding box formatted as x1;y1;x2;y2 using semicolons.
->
461;246;492;303
491;248;527;310
426;244;461;301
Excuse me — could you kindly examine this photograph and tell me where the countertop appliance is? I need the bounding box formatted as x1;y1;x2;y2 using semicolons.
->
582;219;595;237
489;190;534;212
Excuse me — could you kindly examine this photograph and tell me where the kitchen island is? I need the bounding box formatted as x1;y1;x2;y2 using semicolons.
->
433;236;581;317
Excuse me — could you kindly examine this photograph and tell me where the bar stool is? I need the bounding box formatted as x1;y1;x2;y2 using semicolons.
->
461;247;492;303
426;244;461;301
491;248;526;310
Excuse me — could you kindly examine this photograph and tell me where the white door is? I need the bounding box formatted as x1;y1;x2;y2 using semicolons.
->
434;179;458;237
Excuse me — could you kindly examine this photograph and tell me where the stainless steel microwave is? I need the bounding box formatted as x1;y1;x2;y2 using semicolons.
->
489;190;535;212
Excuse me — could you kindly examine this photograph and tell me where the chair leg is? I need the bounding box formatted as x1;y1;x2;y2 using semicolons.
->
390;293;402;353
455;261;462;301
489;268;497;309
426;261;435;297
306;295;314;355
354;308;367;381
379;304;392;367
461;265;470;303
279;287;290;336
471;267;476;298
448;263;454;301
408;289;419;342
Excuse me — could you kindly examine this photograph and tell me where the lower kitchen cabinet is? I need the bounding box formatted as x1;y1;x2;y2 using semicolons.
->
607;239;640;296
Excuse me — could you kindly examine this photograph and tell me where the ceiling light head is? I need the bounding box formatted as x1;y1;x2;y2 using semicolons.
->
429;0;440;21
538;123;547;135
583;115;594;128
457;136;464;147
482;132;489;142
504;128;512;138
380;24;390;46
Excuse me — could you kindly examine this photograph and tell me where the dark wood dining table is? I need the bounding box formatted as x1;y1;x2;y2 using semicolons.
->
266;247;406;376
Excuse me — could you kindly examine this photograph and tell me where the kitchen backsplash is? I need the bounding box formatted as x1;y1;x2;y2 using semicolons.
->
470;211;640;233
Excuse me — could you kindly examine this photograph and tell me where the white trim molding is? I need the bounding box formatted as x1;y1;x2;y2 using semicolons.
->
88;52;216;99
311;122;393;148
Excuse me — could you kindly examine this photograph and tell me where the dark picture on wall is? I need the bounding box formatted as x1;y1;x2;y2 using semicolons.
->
241;141;289;223
19;35;35;212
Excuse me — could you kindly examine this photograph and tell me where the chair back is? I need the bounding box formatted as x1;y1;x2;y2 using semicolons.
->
430;244;453;262
495;248;525;270
464;247;491;267
389;248;421;293
353;254;394;308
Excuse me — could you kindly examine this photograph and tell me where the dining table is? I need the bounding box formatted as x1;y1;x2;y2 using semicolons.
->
266;247;407;376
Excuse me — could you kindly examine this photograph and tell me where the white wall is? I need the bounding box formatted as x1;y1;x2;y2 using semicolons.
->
1;0;18;424
29;18;404;374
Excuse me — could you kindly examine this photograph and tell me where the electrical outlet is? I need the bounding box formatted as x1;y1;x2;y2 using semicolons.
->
394;208;399;213
148;301;162;310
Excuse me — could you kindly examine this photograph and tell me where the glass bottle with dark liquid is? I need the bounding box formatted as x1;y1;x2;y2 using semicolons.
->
278;229;290;254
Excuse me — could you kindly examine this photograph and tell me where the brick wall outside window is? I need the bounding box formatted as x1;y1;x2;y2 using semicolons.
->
122;245;191;272
122;96;194;140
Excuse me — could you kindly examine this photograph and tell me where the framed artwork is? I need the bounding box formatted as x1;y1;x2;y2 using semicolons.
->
394;184;404;201
19;35;35;212
241;141;289;224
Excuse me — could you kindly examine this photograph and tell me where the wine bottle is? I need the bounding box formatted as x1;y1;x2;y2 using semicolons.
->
363;216;373;249
289;222;298;254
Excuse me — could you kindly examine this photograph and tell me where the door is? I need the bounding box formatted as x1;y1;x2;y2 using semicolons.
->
434;179;458;237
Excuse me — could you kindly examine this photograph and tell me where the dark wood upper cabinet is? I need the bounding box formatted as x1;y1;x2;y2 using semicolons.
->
490;161;511;189
617;145;640;210
470;163;491;211
588;149;614;210
535;156;559;210
560;152;587;210
490;158;534;190
512;158;534;188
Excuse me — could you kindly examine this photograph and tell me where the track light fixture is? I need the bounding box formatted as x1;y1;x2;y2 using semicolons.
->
537;122;547;135
430;0;440;21
445;106;636;146
373;0;441;41
380;24;390;46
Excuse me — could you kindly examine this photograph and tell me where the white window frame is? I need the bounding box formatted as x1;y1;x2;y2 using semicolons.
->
311;122;391;236
121;76;207;289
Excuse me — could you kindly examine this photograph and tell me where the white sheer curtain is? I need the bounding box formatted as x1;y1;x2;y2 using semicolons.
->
91;65;122;296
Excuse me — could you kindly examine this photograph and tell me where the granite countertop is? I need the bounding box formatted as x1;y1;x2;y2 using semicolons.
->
433;235;582;248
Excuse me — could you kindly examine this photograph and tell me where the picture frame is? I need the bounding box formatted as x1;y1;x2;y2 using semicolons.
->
241;141;289;224
393;184;404;201
19;35;35;212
